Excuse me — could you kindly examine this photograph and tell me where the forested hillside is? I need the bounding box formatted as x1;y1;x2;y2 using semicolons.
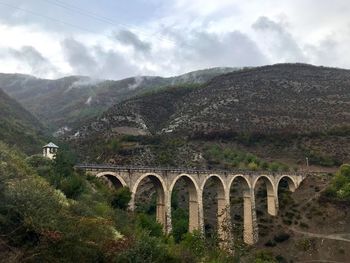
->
0;88;46;154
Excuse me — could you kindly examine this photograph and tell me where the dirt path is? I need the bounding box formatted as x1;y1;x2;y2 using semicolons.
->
290;228;350;243
303;184;329;206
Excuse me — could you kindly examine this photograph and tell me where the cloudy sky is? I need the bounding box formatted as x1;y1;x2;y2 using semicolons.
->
0;0;349;79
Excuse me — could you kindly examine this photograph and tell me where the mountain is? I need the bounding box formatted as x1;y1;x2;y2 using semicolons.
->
0;67;236;132
0;88;46;154
69;63;350;166
71;63;350;137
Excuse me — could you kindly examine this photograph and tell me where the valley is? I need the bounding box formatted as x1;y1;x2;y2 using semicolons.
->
0;63;349;262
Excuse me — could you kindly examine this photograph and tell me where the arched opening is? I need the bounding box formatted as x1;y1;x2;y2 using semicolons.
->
96;172;126;189
202;175;226;239
170;175;199;242
132;174;166;231
229;175;253;244
277;176;298;225
253;176;276;240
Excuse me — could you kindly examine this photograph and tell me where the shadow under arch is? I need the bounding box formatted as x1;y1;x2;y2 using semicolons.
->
96;172;127;189
252;175;277;216
169;174;200;234
252;175;277;242
276;175;298;215
201;174;227;238
229;175;254;244
131;173;167;228
277;175;297;193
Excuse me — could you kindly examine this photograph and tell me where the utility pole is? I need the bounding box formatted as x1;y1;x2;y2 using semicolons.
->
306;157;309;169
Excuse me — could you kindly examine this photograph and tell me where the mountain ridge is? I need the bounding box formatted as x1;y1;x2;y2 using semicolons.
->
0;67;236;131
67;63;350;166
71;63;350;137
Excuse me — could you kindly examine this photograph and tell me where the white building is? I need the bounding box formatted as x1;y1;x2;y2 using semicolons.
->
43;142;59;159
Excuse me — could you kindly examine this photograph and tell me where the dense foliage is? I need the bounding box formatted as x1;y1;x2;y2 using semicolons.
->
324;164;350;202
0;142;258;262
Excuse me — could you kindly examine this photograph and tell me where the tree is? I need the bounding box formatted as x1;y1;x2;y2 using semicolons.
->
53;150;75;178
111;187;132;210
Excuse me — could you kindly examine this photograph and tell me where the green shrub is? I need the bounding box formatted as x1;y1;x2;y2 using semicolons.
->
324;164;350;202
111;187;132;210
58;174;86;199
26;154;52;168
116;232;177;263
171;208;189;242
254;250;277;263
136;213;163;237
53;150;75;177
204;144;289;171
248;162;259;171
179;231;205;259
268;162;280;172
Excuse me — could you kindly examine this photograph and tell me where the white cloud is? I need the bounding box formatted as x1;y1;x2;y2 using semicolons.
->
0;0;350;79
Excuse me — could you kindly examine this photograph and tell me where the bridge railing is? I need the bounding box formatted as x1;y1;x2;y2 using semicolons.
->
74;163;318;176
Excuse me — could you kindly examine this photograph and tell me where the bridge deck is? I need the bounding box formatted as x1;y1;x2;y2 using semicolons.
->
75;163;319;176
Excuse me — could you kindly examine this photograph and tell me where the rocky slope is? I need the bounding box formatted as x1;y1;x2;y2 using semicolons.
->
170;63;350;135
0;67;235;132
72;64;350;138
68;64;350;165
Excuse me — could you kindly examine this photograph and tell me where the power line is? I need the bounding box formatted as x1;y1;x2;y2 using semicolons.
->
0;1;97;34
40;0;175;45
0;0;175;46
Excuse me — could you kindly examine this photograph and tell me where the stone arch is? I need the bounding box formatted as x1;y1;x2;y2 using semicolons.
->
228;174;257;245
252;175;277;216
169;174;201;233
96;172;127;189
228;174;252;191
131;173;167;227
200;174;227;194
201;174;227;239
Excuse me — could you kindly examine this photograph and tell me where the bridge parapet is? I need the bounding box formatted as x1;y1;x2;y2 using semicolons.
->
75;163;308;176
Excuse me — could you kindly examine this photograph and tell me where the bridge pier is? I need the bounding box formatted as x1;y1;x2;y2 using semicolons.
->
267;191;278;216
156;188;167;229
217;190;231;243
165;192;172;234
243;189;258;245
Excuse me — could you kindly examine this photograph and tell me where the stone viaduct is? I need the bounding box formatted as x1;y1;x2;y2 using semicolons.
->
76;164;306;245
